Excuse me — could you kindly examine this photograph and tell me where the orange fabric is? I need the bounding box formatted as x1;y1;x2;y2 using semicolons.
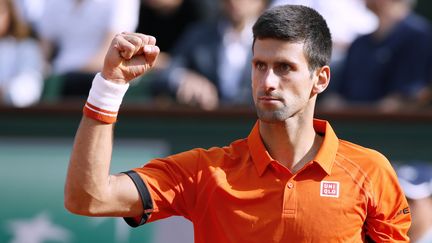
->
83;102;117;124
133;119;411;242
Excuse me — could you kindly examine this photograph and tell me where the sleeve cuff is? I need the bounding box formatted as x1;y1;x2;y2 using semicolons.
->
122;170;154;227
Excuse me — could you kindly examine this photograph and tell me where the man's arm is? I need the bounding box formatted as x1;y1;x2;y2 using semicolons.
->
64;32;160;217
364;153;411;242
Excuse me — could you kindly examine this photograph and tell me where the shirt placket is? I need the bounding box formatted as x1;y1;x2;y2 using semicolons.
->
282;178;296;218
271;162;297;219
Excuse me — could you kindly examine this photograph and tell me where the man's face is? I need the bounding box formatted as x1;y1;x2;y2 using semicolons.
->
251;39;320;123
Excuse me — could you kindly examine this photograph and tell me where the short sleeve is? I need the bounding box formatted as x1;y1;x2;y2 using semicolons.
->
126;149;200;225
364;152;411;242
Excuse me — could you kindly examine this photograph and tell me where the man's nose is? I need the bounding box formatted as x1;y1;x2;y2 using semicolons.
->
262;69;278;91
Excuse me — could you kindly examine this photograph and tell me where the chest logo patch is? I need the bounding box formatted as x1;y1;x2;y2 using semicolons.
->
320;181;340;198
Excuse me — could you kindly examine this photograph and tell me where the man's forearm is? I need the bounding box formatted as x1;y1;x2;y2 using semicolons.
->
64;32;159;217
65;116;114;215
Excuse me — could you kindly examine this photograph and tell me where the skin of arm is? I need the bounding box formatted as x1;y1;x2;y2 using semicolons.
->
64;32;160;217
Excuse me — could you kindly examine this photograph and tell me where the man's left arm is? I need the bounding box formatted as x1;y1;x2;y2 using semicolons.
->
365;154;411;242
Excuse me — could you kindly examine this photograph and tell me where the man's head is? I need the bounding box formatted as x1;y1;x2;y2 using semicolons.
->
397;162;432;240
252;5;332;73
250;5;332;123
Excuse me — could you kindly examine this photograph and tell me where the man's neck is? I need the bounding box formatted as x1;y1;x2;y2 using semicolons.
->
259;117;322;174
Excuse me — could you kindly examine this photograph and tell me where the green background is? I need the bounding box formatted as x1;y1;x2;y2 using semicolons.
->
0;137;170;243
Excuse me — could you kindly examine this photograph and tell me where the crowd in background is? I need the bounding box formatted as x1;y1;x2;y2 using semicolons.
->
1;0;432;111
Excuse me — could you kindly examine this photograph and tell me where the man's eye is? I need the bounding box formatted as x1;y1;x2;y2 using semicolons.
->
276;63;291;73
255;62;267;71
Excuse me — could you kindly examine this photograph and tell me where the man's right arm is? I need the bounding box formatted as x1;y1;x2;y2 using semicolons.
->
65;116;143;217
64;32;160;217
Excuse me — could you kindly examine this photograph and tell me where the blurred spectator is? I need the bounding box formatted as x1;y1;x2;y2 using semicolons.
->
14;0;47;36
271;0;378;89
322;0;432;111
397;162;432;243
0;0;44;107
191;0;220;22
136;0;202;70
152;0;269;110
36;0;139;98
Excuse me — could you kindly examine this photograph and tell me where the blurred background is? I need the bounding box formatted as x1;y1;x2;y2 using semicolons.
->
1;0;432;242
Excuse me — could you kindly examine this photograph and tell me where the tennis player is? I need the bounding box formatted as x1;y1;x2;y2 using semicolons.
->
65;5;411;242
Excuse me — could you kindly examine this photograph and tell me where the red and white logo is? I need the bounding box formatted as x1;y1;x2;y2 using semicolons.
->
320;181;340;198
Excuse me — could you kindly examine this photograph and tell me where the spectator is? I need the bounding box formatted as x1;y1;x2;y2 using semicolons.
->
322;0;432;111
153;0;269;110
36;0;139;98
0;0;44;107
135;0;203;70
14;0;47;36
397;162;432;243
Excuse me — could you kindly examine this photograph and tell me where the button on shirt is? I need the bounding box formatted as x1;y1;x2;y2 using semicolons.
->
131;119;410;242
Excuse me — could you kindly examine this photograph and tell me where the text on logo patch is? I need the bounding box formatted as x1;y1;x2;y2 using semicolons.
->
320;181;340;198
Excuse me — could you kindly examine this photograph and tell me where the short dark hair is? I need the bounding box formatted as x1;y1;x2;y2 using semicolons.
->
252;5;332;72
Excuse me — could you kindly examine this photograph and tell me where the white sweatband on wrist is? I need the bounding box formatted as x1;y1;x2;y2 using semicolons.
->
83;72;129;123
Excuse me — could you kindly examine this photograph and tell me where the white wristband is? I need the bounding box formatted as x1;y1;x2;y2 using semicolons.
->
83;73;129;123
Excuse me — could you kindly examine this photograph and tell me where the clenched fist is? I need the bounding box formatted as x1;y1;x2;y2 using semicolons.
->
101;32;160;84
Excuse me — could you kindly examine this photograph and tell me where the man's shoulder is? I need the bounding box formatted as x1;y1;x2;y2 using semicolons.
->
198;137;249;158
161;138;249;171
337;139;392;170
168;138;248;161
335;140;400;191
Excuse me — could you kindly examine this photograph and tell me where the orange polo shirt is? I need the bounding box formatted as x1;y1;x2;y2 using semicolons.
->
128;119;410;242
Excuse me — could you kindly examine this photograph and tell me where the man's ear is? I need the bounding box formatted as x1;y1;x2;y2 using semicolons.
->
312;65;330;95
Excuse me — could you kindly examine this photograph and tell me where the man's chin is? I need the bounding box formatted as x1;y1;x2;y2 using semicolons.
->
258;118;283;124
256;109;288;123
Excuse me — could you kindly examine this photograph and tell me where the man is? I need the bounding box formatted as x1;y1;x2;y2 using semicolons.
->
65;5;411;242
397;162;432;243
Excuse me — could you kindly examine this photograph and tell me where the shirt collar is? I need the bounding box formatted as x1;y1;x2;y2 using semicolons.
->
247;121;275;177
312;119;339;175
247;119;339;176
